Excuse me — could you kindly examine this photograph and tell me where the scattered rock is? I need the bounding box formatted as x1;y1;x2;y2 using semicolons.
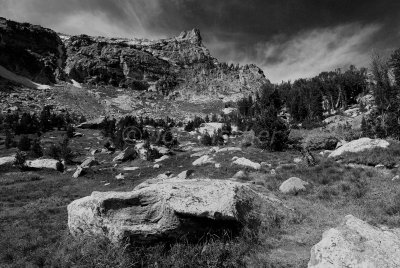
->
154;155;170;163
25;159;63;171
76;117;105;129
215;163;221;168
329;138;390;158
115;173;125;180
392;175;399;181
240;130;256;147
279;177;309;194
216;147;242;153
304;134;339;150
222;107;236;115
276;163;297;171
190;149;211;158
270;169;277;175
198;123;223;134
151;146;170;155
72;166;84;179
260;162;272;169
113;146;137;162
73;157;99;178
232;170;249;181
153;164;161;169
233;157;261;170
308;215;400;268
80;157;99;169
68;178;288;243
73;132;84;137
335;140;347;149
319;150;333;157
123;167;139;171
192;155;215;166
375;164;385;169
176;170;194;180
293;157;303;164
90;149;100;155
0;155;16;167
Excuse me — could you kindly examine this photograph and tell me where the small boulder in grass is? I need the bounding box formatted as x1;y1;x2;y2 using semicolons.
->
375;164;385;169
293;157;303;164
279;177;309;194
232;170;249;181
115;173;125;180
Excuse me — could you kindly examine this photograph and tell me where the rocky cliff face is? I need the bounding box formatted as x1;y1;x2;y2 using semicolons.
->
0;17;64;84
0;17;267;103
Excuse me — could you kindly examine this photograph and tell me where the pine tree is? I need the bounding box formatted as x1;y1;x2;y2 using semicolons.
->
5;129;14;149
31;138;43;157
18;136;31;151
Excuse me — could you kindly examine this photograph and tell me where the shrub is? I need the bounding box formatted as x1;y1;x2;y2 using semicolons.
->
385;193;400;216
201;132;212;146
15;150;26;167
30;138;43;158
222;122;232;136
211;130;224;146
46;144;60;159
66;124;75;138
184;121;195;132
59;137;73;164
18;136;31;151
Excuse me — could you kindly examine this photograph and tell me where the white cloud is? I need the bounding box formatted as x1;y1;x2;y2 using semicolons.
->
251;23;381;82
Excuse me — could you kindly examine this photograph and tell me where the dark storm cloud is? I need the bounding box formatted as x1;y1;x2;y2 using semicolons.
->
1;0;400;82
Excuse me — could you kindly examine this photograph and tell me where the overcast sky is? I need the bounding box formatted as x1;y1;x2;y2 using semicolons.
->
1;0;400;82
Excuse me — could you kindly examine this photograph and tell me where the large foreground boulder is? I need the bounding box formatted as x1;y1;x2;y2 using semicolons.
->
308;215;400;268
68;178;286;243
329;137;390;158
25;159;63;171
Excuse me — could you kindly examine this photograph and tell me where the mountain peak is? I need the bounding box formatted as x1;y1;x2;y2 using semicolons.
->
177;28;202;45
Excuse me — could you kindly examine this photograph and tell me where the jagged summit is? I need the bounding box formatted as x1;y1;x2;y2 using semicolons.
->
177;28;202;45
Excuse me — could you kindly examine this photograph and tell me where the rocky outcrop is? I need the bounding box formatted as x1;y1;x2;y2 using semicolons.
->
67;178;285;243
0;17;267;103
329;138;390;158
0;17;64;84
62;28;266;101
308;215;400;268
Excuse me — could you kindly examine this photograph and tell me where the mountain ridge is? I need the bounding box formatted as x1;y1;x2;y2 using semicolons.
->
0;17;268;104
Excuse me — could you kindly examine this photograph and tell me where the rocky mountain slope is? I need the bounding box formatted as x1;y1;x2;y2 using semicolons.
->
0;17;267;109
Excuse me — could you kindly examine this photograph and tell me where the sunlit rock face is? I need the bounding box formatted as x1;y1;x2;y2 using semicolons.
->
62;28;268;102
